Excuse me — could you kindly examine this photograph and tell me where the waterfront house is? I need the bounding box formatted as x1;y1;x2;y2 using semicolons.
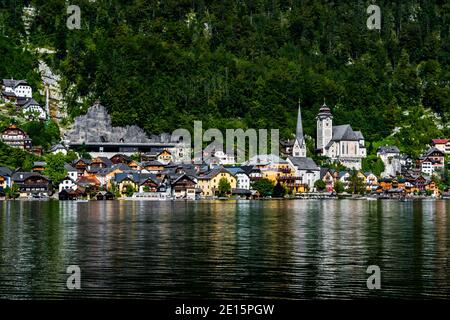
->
58;189;84;200
138;175;160;193
113;173;140;195
170;173;198;199
12;172;52;198
1;124;32;150
0;167;13;190
320;168;336;192
287;156;321;191
226;167;250;190
76;175;101;192
197;167;236;197
58;176;77;192
364;172;378;192
94;191;115;200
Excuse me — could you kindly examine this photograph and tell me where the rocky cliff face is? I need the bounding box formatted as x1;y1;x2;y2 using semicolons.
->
64;103;175;144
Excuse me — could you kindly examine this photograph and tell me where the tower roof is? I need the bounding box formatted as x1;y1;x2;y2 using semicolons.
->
317;101;332;118
296;99;304;142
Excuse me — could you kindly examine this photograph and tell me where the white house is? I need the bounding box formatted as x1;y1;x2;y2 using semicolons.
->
2;79;32;99
316;103;366;170
22;98;46;120
59;177;77;192
50;144;68;155
226;167;250;190
287;157;321;191
64;164;79;181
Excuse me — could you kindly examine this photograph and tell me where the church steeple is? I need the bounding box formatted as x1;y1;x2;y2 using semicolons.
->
293;99;307;157
296;99;304;142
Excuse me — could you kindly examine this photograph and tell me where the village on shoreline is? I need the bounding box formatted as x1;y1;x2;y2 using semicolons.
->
0;78;450;202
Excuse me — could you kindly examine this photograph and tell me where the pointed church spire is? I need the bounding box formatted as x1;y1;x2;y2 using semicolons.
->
296;99;304;142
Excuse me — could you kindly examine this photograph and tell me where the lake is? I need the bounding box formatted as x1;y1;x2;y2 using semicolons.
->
0;199;449;299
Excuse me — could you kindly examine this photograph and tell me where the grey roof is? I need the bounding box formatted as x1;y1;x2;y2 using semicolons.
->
377;146;400;154
64;163;77;172
50;144;66;152
73;158;92;165
93;157;113;167
2;79;30;89
22;98;40;109
424;147;445;157
142;160;164;167
226;167;247;175
320;167;330;179
12;172;50;183
33;161;46;167
288;157;320;171
332;125;362;141
0;167;13;176
114;172;141;183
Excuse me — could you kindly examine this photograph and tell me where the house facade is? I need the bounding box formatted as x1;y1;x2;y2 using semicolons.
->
1;125;32;150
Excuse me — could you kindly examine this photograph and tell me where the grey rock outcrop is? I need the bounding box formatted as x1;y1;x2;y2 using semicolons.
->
64;103;157;144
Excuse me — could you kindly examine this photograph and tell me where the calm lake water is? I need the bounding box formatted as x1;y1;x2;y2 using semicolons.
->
0;199;449;299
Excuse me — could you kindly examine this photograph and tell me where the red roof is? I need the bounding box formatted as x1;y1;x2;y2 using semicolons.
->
432;139;449;144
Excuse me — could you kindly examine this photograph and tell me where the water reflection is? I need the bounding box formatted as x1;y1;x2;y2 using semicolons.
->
0;200;449;299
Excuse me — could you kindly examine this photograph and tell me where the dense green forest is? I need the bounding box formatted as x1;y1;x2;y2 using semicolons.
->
1;0;449;157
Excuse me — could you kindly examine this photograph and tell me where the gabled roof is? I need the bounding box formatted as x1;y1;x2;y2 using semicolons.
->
64;163;77;172
197;167;232;180
288;157;320;171
226;167;247;176
332;125;361;141
12;172;50;183
22;98;41;109
50;144;66;152
76;175;100;186
2;79;30;89
377;146;400;154
142;160;164;167
0;166;13;176
73;158;92;166
114;172;141;183
92;157;113;167
424;147;445;157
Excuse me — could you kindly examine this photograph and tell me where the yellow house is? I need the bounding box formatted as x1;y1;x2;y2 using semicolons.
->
197;167;237;197
262;161;294;184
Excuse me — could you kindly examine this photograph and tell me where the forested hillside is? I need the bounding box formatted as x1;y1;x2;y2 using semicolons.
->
2;0;449;157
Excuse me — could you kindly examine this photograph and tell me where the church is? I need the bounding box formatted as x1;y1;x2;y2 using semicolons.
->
316;102;366;170
287;101;366;170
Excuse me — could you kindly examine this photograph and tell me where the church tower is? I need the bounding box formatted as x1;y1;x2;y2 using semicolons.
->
292;100;307;157
316;101;333;153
